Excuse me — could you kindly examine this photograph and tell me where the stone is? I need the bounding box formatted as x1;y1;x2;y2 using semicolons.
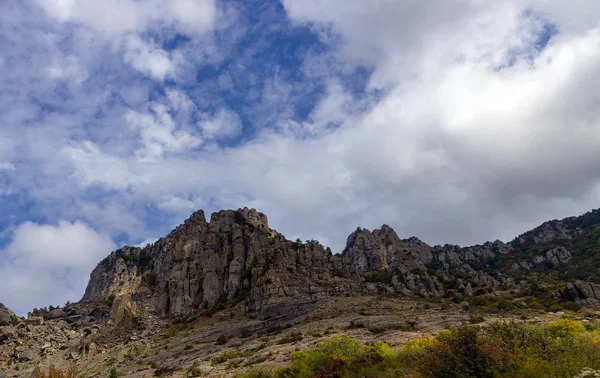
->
0;310;11;325
67;315;83;323
56;320;71;330
109;295;138;327
18;350;36;362
26;316;44;326
0;326;15;340
47;309;67;320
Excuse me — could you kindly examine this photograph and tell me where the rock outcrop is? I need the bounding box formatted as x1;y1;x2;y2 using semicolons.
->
79;207;527;318
78;206;600;319
555;280;600;308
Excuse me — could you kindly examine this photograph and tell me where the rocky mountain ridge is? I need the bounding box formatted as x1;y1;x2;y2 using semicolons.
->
80;207;600;319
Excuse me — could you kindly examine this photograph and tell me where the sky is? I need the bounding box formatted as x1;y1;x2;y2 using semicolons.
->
1;0;600;314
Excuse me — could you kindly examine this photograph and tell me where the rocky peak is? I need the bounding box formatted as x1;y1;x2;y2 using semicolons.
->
342;225;430;273
0;303;17;326
78;205;600;321
81;246;142;302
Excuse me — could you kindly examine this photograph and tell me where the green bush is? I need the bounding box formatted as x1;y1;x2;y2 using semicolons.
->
237;319;600;378
364;271;392;284
277;332;303;344
215;334;228;345
211;349;244;365
279;335;364;378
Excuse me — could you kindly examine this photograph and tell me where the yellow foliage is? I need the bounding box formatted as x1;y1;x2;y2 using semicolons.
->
402;336;438;354
546;318;586;339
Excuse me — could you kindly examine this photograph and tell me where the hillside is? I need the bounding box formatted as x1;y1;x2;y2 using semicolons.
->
2;207;600;377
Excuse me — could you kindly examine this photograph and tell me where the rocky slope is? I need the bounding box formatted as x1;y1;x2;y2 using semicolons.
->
3;206;600;377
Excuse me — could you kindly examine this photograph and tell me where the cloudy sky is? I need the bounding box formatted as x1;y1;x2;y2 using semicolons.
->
1;0;600;314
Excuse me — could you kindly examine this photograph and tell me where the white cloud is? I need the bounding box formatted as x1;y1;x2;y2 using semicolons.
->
158;196;201;215
34;0;217;38
62;141;138;190
199;108;242;140
58;0;600;252
0;220;116;314
46;55;88;84
0;162;15;171
125;103;203;159
123;36;177;81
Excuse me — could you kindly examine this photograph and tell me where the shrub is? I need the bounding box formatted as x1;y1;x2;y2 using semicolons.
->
34;365;77;378
279;335;363;378
184;344;194;350
143;272;158;286
277;332;303;344
414;325;501;378
187;361;203;377
215;334;228;345
211;349;244;365
345;320;366;329
364;271;392;284
547;318;587;339
237;319;600;378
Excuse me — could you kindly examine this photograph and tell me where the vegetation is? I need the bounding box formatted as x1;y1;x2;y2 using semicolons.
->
237;319;600;378
34;365;77;378
291;238;302;250
364;270;392;284
277;332;303;344
142;272;158;286
215;334;228;345
212;349;245;365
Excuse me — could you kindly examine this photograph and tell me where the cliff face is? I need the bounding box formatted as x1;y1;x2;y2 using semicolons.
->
82;207;600;317
83;207;454;317
83;208;356;316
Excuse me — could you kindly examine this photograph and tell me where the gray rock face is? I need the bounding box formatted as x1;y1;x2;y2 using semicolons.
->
79;206;600;317
27;316;43;326
546;246;572;264
555;280;600;308
47;309;67;320
0;311;10;325
83;208;460;317
513;246;573;271
82;246;142;302
516;220;583;245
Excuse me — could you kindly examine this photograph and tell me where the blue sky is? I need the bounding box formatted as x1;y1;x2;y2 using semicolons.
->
2;0;600;314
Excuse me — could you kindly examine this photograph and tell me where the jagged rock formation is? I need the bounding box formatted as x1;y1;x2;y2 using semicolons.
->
79;207;521;318
76;206;600;320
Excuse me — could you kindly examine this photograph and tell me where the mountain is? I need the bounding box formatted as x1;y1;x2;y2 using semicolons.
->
3;206;600;377
81;207;600;319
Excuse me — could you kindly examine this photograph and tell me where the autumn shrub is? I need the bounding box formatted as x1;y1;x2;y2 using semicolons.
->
237;319;600;378
34;365;77;378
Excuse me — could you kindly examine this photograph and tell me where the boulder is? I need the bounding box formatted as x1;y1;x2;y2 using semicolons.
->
27;316;44;326
18;349;36;362
109;294;138;327
57;320;71;330
0;310;11;324
47;309;67;320
0;326;15;340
